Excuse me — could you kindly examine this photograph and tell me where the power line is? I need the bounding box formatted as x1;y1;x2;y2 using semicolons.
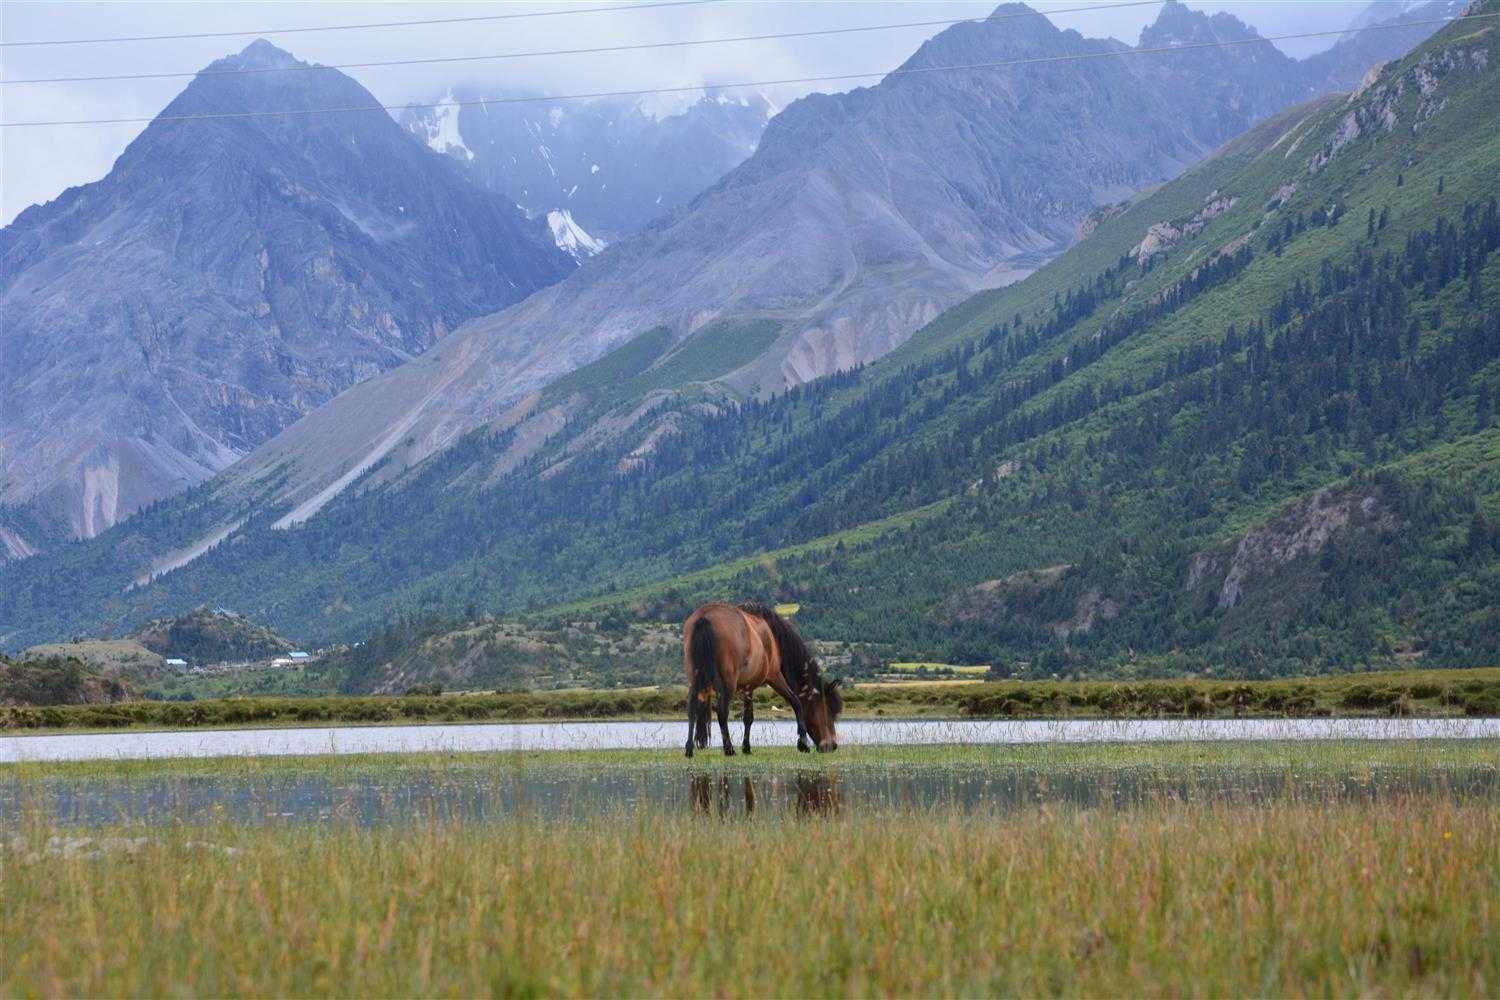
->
4;13;1490;129
2;1;1167;86
0;0;716;48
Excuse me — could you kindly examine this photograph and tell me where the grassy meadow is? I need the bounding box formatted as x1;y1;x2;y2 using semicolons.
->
3;747;1497;996
5;741;1497;995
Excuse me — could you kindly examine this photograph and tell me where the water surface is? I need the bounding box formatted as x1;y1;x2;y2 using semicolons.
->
3;716;1498;764
5;763;1495;829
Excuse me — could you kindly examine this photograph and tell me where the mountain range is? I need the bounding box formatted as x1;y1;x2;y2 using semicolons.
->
1;0;1490;672
0;40;571;553
122;0;1446;555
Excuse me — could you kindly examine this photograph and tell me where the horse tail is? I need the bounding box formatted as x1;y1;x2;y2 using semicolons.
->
694;701;710;749
689;616;718;748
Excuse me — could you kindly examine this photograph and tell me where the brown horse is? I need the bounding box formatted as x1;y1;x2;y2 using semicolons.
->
682;602;842;757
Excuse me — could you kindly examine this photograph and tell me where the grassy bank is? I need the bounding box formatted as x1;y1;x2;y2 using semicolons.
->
3;794;1495;995
7;667;1500;733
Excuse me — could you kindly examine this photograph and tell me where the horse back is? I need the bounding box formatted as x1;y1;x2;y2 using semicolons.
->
683;603;775;692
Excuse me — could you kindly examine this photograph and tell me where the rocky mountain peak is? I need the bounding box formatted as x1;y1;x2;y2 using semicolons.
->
1139;1;1263;46
0;40;571;545
226;37;304;70
897;2;1066;72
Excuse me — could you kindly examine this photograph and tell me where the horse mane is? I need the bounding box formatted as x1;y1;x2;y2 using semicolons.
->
738;603;821;692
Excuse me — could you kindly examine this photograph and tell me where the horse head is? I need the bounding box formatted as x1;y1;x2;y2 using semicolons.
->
798;673;843;752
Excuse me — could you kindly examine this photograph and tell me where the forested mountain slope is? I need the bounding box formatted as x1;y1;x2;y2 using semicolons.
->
3;5;1496;674
162;1;1352;543
0;40;571;552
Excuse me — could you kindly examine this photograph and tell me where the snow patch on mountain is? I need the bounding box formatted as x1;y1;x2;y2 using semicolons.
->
418;91;473;161
547;209;606;260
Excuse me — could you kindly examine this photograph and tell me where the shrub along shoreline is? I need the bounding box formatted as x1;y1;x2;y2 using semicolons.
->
4;667;1498;733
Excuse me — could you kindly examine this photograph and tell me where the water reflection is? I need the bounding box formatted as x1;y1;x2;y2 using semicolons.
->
688;773;841;817
3;763;1492;829
691;774;756;817
794;773;840;817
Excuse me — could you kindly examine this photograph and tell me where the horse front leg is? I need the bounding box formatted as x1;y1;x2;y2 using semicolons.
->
741;693;754;754
769;676;811;753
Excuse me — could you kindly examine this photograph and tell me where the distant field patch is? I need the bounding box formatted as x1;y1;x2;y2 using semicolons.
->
773;602;801;616
888;662;988;674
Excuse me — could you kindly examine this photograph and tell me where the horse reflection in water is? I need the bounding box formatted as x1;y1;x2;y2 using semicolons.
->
792;773;841;816
687;772;841;817
689;774;757;816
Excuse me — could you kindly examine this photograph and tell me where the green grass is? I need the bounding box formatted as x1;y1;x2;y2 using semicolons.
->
7;667;1500;733
542;325;675;402
3;780;1495;995
625;318;783;396
543;319;784;411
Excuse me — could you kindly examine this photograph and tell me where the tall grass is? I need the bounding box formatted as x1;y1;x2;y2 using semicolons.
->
4;795;1496;996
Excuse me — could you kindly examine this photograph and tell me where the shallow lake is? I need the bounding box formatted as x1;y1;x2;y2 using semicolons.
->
3;716;1498;764
4;762;1496;828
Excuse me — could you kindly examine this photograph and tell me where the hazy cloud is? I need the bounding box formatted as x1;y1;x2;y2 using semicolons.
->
2;1;1378;224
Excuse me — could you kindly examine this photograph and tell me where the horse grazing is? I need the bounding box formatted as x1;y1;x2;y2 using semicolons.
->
682;602;842;757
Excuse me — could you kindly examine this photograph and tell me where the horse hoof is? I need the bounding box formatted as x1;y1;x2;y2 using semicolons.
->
684;747;694;759
723;746;736;757
797;742;811;753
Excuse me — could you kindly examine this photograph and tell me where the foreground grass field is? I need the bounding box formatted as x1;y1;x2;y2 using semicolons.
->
7;666;1499;733
4;742;1496;995
3;792;1495;995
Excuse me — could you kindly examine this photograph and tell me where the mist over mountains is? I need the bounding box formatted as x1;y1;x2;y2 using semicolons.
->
400;89;775;244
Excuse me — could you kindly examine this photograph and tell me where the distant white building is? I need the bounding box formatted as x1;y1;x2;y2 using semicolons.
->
164;658;188;669
288;651;311;661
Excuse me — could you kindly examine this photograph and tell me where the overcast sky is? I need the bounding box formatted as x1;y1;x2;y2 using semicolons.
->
2;1;1388;225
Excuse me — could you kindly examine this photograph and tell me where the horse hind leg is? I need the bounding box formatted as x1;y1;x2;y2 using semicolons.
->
714;675;735;756
685;683;698;758
694;698;710;749
741;693;754;755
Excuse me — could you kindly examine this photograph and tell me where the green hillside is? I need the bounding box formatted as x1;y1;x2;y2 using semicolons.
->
2;7;1497;679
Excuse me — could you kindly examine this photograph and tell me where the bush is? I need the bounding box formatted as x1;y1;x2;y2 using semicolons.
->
1461;693;1499;717
1340;685;1401;710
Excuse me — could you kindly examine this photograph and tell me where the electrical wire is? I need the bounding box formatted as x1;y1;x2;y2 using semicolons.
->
3;12;1490;128
2;1;1167;86
0;0;717;48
